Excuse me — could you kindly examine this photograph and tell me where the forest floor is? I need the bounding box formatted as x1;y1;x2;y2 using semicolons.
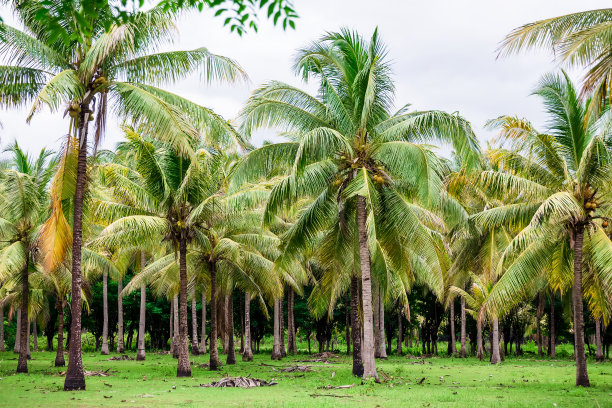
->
0;350;610;407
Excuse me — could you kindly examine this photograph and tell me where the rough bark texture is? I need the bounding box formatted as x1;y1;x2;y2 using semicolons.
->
101;272;109;355
176;237;191;377
450;301;457;356
191;290;199;355
549;295;556;357
345;296;351;356
226;291;236;365
169;299;174;354
595;318;603;362
55;298;66;366
222;295;229;354
209;262;220;370
280;293;286;357
64;105;90;391
172;295;179;359
476;318;484;360
397;311;403;355
537;292;544;356
288;288;297;354
357;196;377;379
271;299;282;360
242;292;253;361
374;286;381;358
136;283;146;361
460;297;466;357
117;278;124;353
0;305;4;352
14;309;20;353
17;258;29;373
491;317;502;364
572;224;590;386
200;288;207;354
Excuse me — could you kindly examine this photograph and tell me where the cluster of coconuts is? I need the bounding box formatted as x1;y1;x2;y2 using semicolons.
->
92;75;109;90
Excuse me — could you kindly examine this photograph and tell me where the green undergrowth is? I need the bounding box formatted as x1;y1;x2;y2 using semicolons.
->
0;351;610;407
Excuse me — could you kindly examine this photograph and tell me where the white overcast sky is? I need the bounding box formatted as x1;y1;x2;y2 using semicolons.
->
0;0;609;156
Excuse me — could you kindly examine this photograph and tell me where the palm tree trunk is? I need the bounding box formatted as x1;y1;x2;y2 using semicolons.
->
101;272;109;355
397;311;403;356
476;318;484;360
176;236;191;377
32;320;38;352
595;318;604;362
200;287;207;354
242;292;253;361
17;258;29;373
450;301;457;356
137;284;146;361
271;299;282;360
537;292;544;356
209;262;220;370
55;298;66;366
280;293;286;357
377;291;387;358
64;104;91;391
345;296;351;356
172;295;179;359
460;297;466;357
117;278;124;353
169;299;174;354
357;196;377;379
288;288;297;354
14;309;20;354
191;289;199;355
572;224;590;386
374;286;381;358
491;316;501;364
226;291;236;365
222;295;229;354
549;294;556;357
0;304;5;352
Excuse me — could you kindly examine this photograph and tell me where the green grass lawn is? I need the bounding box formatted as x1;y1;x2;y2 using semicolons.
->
0;350;610;407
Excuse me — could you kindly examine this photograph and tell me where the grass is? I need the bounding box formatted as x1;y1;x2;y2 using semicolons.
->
0;350;610;407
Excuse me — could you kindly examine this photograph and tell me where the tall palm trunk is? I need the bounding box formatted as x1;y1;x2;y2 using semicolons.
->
55;298;65;366
491;316;501;364
64;103;91;391
378;293;387;358
397;311;403;356
136;283;146;360
172;295;179;359
280;294;286;357
200;287;207;354
14;309;20;353
450;301;457;356
169;299;174;354
32;320;38;352
595;318;604;362
460;297;466;357
0;304;4;352
176;236;191;377
357;196;377;379
345;296;351;355
288;288;297;354
209;261;220;370
271;299;282;360
572;224;590;386
226;291;236;364
537;292;544;356
549;294;556;357
117;278;124;353
101;272;109;355
476;318;484;360
242;292;253;361
17;258;29;373
222;295;229;354
191;290;200;355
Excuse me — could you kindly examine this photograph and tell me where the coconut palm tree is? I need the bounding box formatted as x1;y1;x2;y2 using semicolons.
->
499;8;612;109
235;28;480;379
474;72;612;386
0;0;247;389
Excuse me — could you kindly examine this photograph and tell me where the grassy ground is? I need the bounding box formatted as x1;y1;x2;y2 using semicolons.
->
0;350;610;407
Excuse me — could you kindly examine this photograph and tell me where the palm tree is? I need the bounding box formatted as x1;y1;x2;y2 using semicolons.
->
235;28;480;379
475;73;612;386
499;8;612;108
0;0;247;389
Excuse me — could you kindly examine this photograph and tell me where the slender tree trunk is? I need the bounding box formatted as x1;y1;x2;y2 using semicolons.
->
450;301;457;356
14;309;20;353
374;286;381;358
240;294;244;354
288;288;297;354
537;292;544;356
222;295;229;354
477;318;484;360
280;293;286;357
172;295;179;359
397;311;403;356
209;262;220;370
101;272;109;355
595;318;603;362
64;104;91;391
176;236;191;377
117;278;124;353
169;299;174;354
226;291;236;365
345;296;351;356
55;298;66;366
137;284;146;361
378;291;387;358
351;276;363;377
0;304;4;352
200;287;207;354
572;224;590;386
357;196;377;379
460;297;466;357
271;299;282;360
191;290;199;355
32;320;38;352
243;292;253;361
491;317;502;364
549;294;556;358
17;258;29;373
